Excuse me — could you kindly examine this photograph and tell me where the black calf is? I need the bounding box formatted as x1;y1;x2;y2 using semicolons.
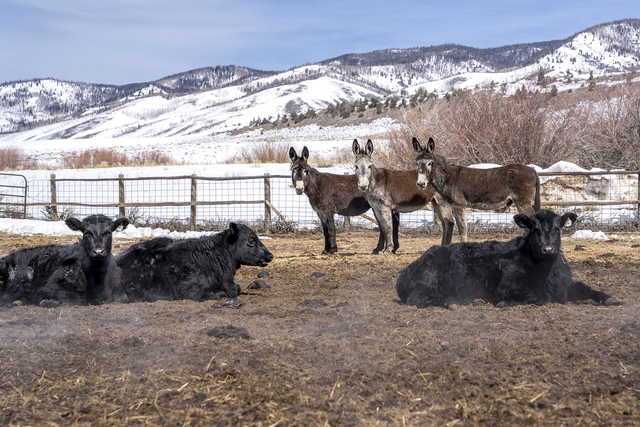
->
396;210;620;308
117;223;273;302
0;244;87;307
65;214;129;304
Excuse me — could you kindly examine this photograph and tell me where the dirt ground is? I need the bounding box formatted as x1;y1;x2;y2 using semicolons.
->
0;227;638;426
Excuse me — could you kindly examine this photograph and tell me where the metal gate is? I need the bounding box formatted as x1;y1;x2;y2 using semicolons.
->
0;173;28;219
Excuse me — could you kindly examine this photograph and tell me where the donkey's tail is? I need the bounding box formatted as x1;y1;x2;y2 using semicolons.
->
534;174;541;211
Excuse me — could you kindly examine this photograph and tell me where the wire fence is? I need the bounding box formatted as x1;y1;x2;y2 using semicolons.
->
2;170;639;233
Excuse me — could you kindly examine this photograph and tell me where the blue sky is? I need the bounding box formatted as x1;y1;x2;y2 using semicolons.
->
1;0;638;85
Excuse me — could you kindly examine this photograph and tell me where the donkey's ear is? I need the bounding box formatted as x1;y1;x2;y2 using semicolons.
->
301;146;309;161
352;139;361;155
288;147;298;162
412;137;423;153
426;137;435;153
365;139;374;156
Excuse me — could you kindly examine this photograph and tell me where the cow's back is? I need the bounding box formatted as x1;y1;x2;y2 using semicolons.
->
396;239;513;306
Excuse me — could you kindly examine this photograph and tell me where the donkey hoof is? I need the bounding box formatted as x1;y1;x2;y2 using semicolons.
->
604;297;621;306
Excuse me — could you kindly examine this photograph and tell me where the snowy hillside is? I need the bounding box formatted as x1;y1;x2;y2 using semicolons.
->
0;19;639;142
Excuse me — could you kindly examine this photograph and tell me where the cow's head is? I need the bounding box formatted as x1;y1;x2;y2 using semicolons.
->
289;146;311;195
412;137;436;190
66;215;129;260
514;210;577;259
0;246;63;304
227;222;273;268
2;250;40;291
352;139;375;192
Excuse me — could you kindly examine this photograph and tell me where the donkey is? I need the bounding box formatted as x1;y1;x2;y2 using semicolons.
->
352;139;465;254
412;137;540;242
289;146;391;254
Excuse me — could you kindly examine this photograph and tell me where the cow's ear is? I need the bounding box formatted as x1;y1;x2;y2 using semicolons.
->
113;217;129;231
426;137;435;153
412;137;423;153
301;146;309;161
352;139;360;155
513;214;532;230
365;140;374;156
65;217;83;232
288;147;297;162
560;212;578;228
227;222;240;244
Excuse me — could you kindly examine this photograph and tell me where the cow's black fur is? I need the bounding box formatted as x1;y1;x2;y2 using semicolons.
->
65;214;129;304
396;210;620;308
0;244;87;307
116;223;273;302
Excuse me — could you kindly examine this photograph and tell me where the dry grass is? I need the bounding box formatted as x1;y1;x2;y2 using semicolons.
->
227;140;291;164
0;146;38;171
60;148;174;168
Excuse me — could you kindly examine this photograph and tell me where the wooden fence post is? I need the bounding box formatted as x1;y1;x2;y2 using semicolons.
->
637;168;640;227
190;175;197;231
118;174;126;218
264;174;272;232
50;173;58;221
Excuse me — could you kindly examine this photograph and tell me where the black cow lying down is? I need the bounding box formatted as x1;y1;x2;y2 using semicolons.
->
116;222;273;302
0;214;129;307
396;210;620;308
66;214;130;304
0;244;87;307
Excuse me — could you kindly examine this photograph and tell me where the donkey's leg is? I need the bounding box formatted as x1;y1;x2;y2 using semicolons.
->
319;214;338;254
431;197;454;245
391;211;400;253
373;208;394;254
452;206;467;243
372;210;386;254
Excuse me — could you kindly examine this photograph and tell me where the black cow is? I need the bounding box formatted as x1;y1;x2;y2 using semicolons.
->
65;214;129;304
116;222;273;302
396;210;620;308
0;244;87;307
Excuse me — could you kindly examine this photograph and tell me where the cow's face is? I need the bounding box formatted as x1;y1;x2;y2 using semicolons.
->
2;248;52;290
514;210;577;259
352;139;375;192
5;251;37;288
66;215;129;260
412;137;435;190
289;146;311;196
227;223;274;267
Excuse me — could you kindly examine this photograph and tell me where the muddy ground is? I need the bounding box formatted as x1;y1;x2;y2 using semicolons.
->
0;228;638;426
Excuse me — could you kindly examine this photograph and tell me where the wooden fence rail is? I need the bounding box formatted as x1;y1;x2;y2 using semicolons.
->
0;169;638;231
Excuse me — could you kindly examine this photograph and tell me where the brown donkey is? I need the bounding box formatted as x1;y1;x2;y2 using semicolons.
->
352;139;465;254
289;146;390;254
412;137;540;241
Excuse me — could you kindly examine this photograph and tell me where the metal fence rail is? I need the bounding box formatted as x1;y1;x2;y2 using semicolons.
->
0;173;27;219
1;169;638;231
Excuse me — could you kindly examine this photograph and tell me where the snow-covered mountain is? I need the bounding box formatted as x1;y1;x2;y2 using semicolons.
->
1;19;639;138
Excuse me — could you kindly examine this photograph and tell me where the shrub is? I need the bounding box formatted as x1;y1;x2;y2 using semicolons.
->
0;146;38;170
228;141;290;164
60;149;174;168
